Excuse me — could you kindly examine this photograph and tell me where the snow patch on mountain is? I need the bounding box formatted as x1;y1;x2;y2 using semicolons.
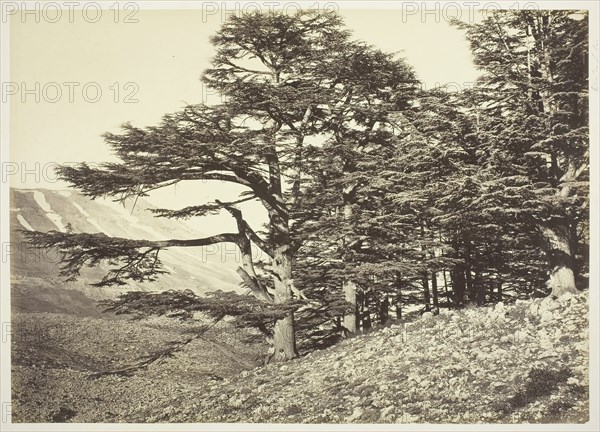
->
32;191;66;232
72;202;109;235
16;214;34;231
96;199;167;240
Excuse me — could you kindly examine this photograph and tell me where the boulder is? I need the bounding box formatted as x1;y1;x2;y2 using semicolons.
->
421;311;434;321
558;292;574;303
540;310;554;323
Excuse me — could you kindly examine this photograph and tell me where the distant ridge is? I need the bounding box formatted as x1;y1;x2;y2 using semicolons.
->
10;188;244;316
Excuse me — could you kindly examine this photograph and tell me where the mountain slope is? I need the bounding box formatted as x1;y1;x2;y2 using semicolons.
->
10;188;243;316
11;287;589;423
11;312;266;422
134;291;588;424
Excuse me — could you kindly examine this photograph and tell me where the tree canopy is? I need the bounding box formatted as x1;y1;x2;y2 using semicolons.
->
24;9;589;362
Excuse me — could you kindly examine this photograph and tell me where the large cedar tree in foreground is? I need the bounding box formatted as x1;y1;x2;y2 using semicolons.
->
24;10;416;360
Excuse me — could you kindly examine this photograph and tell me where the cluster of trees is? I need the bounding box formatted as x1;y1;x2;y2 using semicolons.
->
25;10;589;361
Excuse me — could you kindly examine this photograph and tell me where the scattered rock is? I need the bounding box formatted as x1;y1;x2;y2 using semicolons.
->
11;291;589;424
540;297;560;313
346;407;363;422
380;405;395;420
558;292;574;303
540;310;554;323
529;303;539;316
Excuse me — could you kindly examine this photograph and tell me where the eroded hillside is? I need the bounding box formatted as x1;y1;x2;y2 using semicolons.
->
10;188;243;315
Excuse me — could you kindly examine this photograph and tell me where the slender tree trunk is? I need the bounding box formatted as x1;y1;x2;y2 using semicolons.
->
451;241;466;306
465;242;474;304
225;205;273;303
395;271;403;319
342;280;357;333
339;117;376;333
342;189;358;333
474;270;484;305
497;277;503;302
379;295;390;324
395;297;402;319
420;222;431;311
422;274;431;312
443;270;451;304
452;266;466;306
361;292;371;330
431;270;439;310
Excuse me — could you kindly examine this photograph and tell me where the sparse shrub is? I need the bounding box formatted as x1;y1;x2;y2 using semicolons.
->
548;399;574;415
507;367;571;410
358;384;377;397
286;405;302;415
566;383;588;399
50;406;76;422
360;408;380;422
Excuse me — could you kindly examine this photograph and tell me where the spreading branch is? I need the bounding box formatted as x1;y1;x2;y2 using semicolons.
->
22;230;243;287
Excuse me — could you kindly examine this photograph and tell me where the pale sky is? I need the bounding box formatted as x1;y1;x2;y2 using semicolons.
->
7;7;480;234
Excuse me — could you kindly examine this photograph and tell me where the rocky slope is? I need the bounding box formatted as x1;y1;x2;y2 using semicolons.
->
11;290;589;423
11;312;266;422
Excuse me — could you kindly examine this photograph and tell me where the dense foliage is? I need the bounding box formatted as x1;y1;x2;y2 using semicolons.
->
24;9;589;358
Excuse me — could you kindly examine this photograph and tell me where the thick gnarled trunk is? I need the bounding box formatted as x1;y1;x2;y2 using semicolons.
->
270;246;299;361
543;223;578;297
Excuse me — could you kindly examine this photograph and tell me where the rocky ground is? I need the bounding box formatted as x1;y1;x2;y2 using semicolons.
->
11;313;266;422
11;291;589;423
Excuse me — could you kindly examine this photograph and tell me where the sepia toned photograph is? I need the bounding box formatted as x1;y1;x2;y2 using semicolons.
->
0;1;597;429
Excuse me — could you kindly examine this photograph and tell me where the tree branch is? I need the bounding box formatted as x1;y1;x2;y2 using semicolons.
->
216;199;273;257
22;230;244;287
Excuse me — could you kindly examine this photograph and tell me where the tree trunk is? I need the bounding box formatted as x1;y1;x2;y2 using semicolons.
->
266;147;298;361
379;295;390;324
361;292;371;330
474;270;484;305
443;270;451;304
431;270;439;310
529;15;581;298
341;189;358;333
465;240;474;303
543;223;578;297
235;230;273;303
395;297;402;319
395;272;403;319
422;274;431;311
342;280;357;333
420;222;431;311
451;253;466;307
497;277;503;302
271;247;298;361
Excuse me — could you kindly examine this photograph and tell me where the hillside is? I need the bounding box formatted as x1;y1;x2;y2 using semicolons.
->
10;188;243;315
12;290;589;423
